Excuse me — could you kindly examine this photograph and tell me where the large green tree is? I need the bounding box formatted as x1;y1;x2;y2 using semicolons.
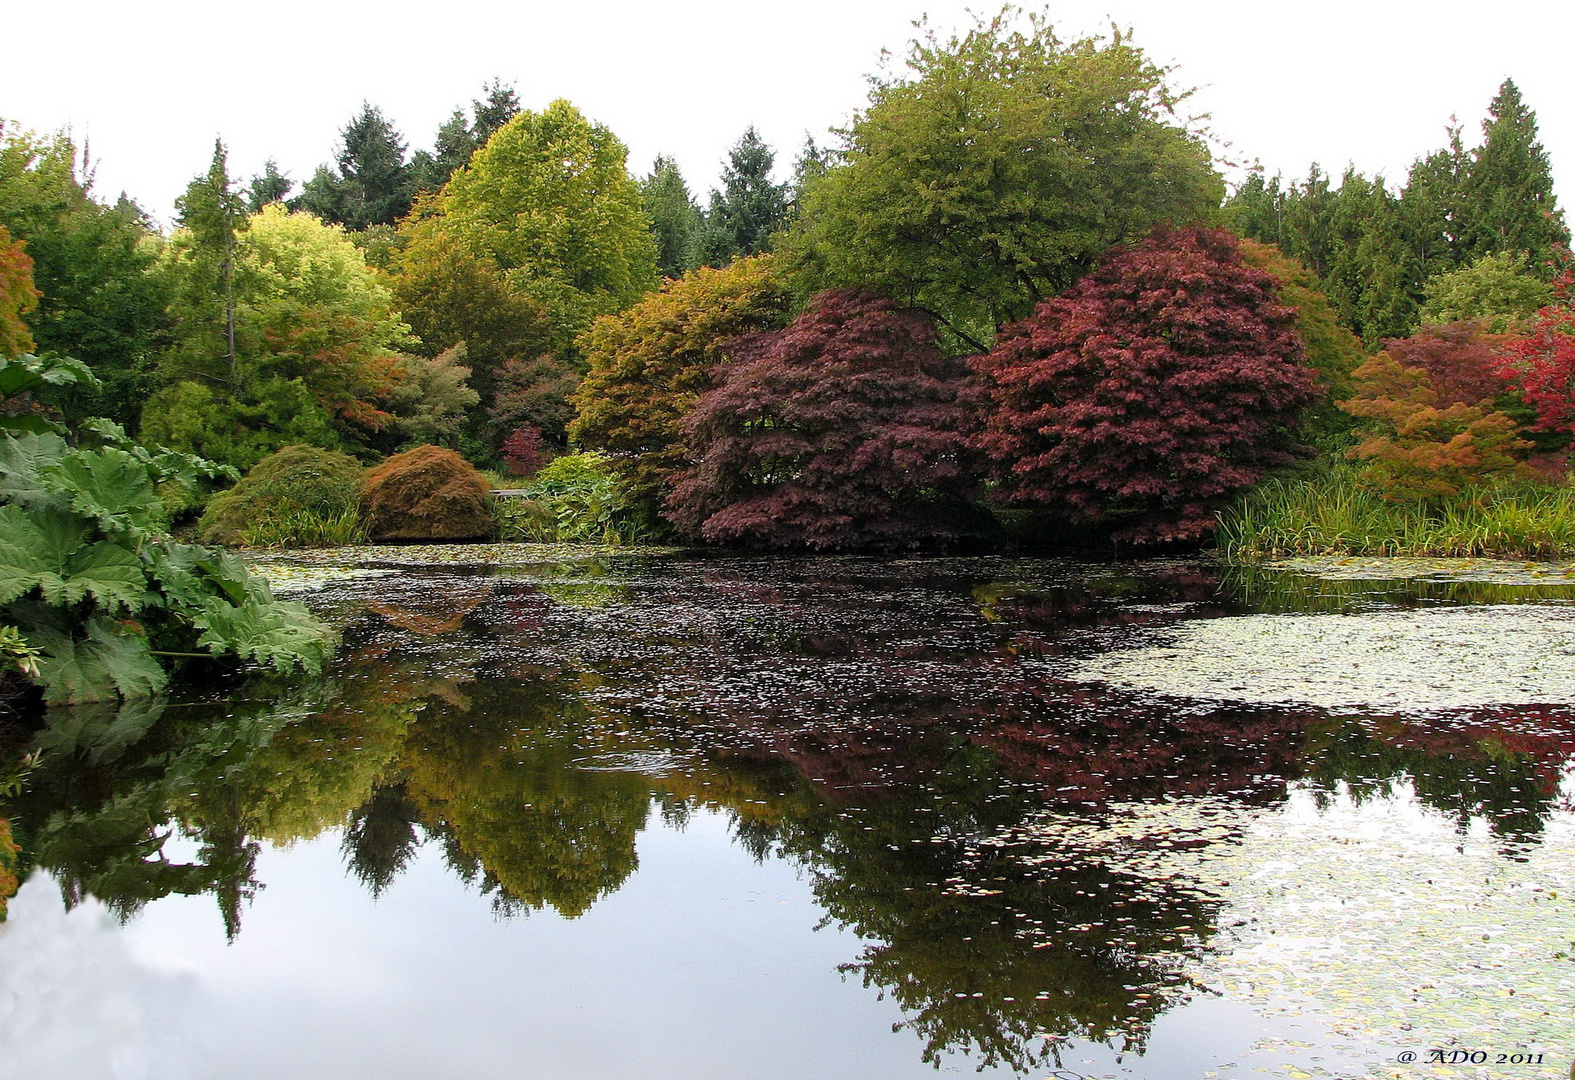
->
782;14;1223;350
296;104;416;230
144;186;412;468
1460;79;1570;269
438;99;659;355
697;127;790;267
641;155;703;279
0;121;170;426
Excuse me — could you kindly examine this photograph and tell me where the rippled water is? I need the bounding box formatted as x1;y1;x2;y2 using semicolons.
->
1;551;1572;1080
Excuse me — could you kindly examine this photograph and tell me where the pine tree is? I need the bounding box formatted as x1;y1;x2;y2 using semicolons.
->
247;159;292;211
296;104;414;229
1461;79;1570;271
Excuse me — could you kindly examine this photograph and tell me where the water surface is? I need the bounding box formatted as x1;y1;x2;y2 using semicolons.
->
2;552;1571;1079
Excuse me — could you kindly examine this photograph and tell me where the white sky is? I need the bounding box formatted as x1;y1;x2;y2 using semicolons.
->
2;0;1570;230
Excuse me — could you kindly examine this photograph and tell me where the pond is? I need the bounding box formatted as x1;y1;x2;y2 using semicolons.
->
1;549;1572;1080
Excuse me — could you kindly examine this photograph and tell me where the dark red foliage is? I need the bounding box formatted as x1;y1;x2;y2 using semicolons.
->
1496;272;1575;436
1384;321;1514;407
972;227;1321;543
665;289;987;550
500;425;547;478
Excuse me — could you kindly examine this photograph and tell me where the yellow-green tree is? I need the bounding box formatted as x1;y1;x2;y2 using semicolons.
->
569;255;790;505
782;13;1222;351
440;100;658;355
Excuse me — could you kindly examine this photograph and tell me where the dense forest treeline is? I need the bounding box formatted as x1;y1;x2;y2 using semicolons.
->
2;9;1573;565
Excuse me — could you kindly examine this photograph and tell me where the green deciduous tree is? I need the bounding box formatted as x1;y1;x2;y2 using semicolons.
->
783;13;1222;350
144;195;411;469
0;121;170;427
440;99;659;355
1420;251;1551;332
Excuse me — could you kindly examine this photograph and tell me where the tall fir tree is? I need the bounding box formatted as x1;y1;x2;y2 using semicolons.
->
1460;79;1569;271
698;127;789;266
247;159;293;211
296;104;414;229
641;156;702;279
172;139;247;387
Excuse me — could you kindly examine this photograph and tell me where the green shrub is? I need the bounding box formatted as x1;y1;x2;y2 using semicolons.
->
198;445;366;547
362;445;493;542
0;814;17;922
492;451;649;544
1219;468;1575;559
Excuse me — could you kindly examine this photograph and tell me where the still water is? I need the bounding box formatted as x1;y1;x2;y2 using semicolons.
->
2;551;1572;1079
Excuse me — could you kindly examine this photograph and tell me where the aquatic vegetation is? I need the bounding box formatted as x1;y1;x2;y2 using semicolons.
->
1070;604;1575;712
1219;470;1575;559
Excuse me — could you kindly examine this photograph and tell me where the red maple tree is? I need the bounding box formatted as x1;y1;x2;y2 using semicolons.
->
1496;272;1575;438
972;227;1321;542
665;290;986;550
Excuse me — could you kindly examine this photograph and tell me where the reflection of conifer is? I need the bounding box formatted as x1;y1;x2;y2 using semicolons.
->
343;783;424;898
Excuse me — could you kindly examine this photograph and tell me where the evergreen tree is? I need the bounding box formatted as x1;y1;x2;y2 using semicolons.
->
1460;79;1569;270
247;159;292;211
470;79;521;144
1398;123;1469;278
296;104;414;229
413;81;522;194
698;127;789;266
641;155;702;279
172;139;247;388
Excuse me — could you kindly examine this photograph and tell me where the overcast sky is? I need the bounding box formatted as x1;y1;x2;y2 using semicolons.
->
3;0;1570;229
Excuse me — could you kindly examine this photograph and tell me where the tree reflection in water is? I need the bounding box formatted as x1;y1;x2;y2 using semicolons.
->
1;555;1571;1071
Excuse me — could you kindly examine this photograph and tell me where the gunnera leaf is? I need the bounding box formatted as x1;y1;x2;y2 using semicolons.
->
31;617;168;704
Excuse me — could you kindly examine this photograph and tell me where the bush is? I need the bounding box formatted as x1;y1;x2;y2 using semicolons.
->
0;814;17;922
199;445;366;547
492;451;648;544
362;445;493;541
666;290;984;550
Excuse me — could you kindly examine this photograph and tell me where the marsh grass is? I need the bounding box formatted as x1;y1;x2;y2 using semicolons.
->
239;506;369;549
1219;469;1575;559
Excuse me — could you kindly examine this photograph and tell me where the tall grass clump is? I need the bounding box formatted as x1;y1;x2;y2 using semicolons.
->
1219;468;1575;560
492;451;652;545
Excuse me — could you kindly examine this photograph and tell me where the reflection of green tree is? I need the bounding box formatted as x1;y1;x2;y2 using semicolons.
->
771;743;1216;1073
400;676;652;918
1222;564;1575;614
1301;717;1561;845
4;669;420;936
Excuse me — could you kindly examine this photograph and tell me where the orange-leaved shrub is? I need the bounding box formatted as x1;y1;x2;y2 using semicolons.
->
362;445;493;541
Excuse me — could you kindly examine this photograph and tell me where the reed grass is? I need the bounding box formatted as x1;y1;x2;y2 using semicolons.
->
238;506;369;549
1218;470;1575;560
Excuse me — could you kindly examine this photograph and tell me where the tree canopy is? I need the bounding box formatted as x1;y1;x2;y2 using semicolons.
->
782;14;1223;350
440;99;659;354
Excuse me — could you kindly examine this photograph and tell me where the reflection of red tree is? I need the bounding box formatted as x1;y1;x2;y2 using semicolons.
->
1364;704;1575;797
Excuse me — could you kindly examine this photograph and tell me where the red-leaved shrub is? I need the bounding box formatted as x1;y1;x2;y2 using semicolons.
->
665;290;985;550
972;227;1320;542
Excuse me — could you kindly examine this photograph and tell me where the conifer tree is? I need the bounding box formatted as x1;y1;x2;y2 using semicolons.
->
247;159;292;211
698;127;789;266
1461;79;1570;270
173;139;247;387
641;155;702;278
297;104;414;229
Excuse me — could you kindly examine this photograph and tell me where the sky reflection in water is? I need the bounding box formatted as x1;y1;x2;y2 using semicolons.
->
1;554;1571;1079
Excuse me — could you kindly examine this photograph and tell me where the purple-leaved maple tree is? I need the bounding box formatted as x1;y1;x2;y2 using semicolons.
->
665;290;986;549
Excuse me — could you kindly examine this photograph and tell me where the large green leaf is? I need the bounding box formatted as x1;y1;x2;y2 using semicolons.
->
34;696;168;764
0;432;69;508
0;354;97;400
194;597;332;676
31;618;168;704
46;448;160;537
0;504;146;610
